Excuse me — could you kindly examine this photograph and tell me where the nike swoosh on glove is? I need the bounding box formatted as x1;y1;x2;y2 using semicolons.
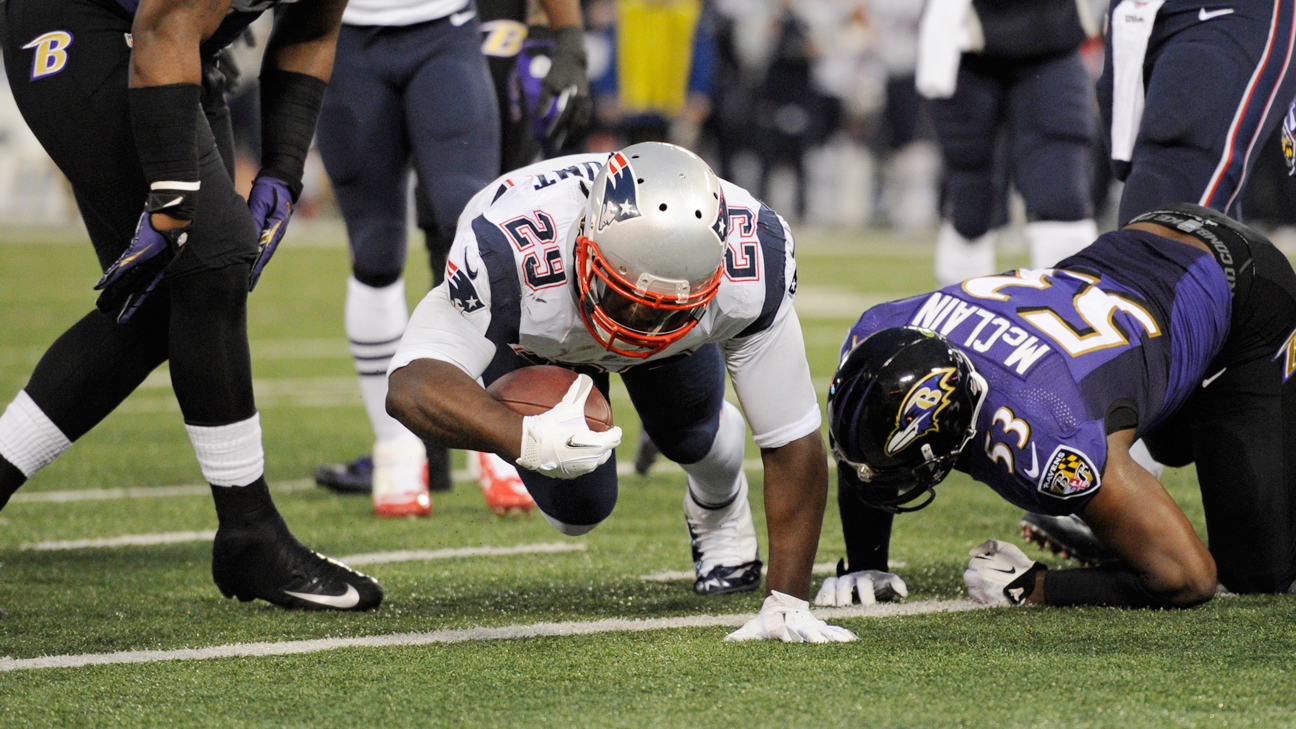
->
724;591;858;644
95;212;188;323
537;26;592;148
963;539;1046;605
516;374;622;479
814;560;908;606
247;175;294;291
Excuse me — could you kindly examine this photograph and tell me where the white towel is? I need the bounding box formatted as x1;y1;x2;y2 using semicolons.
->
1109;0;1165;162
915;0;977;99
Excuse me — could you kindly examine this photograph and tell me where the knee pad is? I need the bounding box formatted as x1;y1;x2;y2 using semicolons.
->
946;173;996;240
348;220;408;289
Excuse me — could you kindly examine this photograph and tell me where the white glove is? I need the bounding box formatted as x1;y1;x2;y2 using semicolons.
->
963;539;1044;605
724;591;858;644
516;374;623;479
814;567;908;607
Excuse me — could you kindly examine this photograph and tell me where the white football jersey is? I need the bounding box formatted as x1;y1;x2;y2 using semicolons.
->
342;0;473;28
392;154;821;448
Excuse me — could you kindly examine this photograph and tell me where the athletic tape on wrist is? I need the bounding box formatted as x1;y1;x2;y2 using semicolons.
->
185;413;265;487
0;391;73;478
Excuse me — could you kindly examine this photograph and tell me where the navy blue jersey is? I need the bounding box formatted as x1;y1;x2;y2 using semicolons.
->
842;229;1232;514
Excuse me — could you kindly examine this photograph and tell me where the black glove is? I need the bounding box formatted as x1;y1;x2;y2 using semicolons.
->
537;26;592;149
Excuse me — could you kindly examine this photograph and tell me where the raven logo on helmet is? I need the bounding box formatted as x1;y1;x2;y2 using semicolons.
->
884;367;957;455
596;152;641;232
446;255;485;313
1284;103;1296;176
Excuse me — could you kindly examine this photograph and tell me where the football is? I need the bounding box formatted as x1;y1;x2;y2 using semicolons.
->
486;365;614;431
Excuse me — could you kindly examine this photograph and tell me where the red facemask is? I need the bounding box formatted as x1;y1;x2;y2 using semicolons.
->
574;235;722;358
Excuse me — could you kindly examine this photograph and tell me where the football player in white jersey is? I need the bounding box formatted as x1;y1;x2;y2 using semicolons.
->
387;142;856;642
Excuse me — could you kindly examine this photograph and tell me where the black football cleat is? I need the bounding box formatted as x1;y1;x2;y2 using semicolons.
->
693;559;763;596
314;455;373;494
1020;512;1117;566
212;510;383;611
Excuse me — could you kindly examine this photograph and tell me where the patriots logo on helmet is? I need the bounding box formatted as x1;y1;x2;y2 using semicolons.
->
1038;446;1100;498
446;255;485;313
711;190;729;244
884;367;956;455
596;152;641;231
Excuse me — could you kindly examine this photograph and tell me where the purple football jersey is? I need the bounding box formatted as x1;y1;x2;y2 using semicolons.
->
842;229;1232;514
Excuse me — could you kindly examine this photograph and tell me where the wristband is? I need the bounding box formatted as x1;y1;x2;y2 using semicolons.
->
129;84;202;221
259;69;328;202
1003;562;1047;605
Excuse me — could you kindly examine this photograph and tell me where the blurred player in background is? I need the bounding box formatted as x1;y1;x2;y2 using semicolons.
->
820;204;1296;610
308;0;501;517
1100;0;1296;226
386;143;855;642
312;0;591;518
916;0;1100;284
0;0;382;609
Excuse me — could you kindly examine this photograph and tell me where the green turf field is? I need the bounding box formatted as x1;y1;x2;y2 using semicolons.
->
1;225;1294;728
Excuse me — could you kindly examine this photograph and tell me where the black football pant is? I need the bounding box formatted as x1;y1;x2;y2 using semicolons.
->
1145;233;1296;594
2;0;259;484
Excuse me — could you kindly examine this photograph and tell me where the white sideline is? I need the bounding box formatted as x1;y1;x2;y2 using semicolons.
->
0;600;986;673
21;530;217;551
340;542;586;565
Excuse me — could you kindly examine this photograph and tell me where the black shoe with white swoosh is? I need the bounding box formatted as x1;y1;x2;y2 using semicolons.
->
211;487;382;611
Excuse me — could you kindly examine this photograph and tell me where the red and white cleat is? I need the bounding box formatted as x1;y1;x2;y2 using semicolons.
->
372;440;432;518
470;450;534;516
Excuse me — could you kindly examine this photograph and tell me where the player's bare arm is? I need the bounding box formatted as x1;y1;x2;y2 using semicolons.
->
759;432;829;599
130;0;234;88
387;359;525;461
1020;429;1217;607
263;0;349;80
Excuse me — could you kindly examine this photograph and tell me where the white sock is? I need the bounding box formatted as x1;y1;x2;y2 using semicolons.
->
0;390;72;478
1027;219;1098;270
935;222;996;286
346;276;419;445
185;413;264;487
681;401;747;508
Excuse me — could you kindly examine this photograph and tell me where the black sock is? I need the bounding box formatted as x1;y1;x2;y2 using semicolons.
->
0;457;27;511
209;477;278;525
426;442;452;492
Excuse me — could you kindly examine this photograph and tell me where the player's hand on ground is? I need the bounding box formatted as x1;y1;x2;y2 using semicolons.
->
247;175;294;291
538;26;592;148
724;591;858;644
94;211;189;323
516;374;622;479
814;560;908;606
963;539;1045;605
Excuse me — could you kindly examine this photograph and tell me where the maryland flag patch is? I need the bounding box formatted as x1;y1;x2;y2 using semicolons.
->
1037;446;1100;499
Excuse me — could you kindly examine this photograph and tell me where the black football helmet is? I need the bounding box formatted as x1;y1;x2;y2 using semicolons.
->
827;326;987;512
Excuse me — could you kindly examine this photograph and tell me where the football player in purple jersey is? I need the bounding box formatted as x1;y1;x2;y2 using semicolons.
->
821;203;1296;609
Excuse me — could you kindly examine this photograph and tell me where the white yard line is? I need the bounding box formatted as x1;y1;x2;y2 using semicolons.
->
340;542;586;565
0;599;987;673
21;530;217;551
10;479;316;504
639;560;907;583
9;460;775;506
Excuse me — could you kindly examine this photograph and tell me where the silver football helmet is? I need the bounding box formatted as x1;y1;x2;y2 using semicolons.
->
574;142;729;357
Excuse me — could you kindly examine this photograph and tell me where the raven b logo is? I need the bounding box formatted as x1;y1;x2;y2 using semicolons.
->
885;367;956;455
